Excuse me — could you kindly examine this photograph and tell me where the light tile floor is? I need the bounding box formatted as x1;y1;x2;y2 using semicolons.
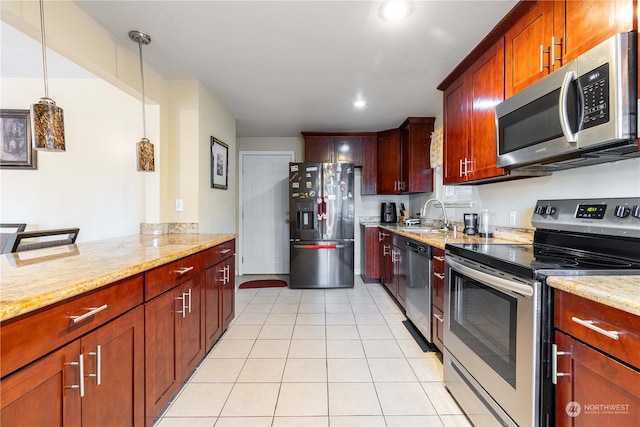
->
154;275;472;427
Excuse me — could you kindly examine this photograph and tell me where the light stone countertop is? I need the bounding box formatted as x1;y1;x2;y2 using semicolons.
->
546;275;640;317
0;233;237;322
379;224;639;317
378;224;534;250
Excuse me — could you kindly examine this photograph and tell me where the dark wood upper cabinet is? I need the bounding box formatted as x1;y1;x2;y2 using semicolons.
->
444;39;508;184
377;118;434;194
302;132;373;167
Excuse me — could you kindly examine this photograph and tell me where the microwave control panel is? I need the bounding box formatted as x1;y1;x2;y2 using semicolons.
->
579;63;610;129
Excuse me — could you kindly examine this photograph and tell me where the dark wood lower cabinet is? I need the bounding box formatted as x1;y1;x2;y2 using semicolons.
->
554;331;640;426
1;306;144;427
360;226;380;283
0;240;235;427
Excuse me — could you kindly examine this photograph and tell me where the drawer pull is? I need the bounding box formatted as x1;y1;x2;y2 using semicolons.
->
174;266;194;275
571;316;619;340
433;272;445;280
87;345;102;385
433;256;445;262
70;304;108;324
434;313;444;323
219;248;231;254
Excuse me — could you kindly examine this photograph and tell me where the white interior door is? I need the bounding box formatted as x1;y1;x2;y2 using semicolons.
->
240;151;293;275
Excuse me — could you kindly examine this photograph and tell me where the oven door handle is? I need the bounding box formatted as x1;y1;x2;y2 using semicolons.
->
447;257;535;298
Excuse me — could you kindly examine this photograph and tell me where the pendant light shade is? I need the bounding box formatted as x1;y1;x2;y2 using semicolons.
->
129;30;155;172
31;0;65;152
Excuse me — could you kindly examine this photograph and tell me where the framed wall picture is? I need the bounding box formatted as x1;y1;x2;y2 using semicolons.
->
0;109;36;170
211;136;228;190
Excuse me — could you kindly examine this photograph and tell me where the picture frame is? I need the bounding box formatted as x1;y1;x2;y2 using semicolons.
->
0;109;36;170
211;136;228;190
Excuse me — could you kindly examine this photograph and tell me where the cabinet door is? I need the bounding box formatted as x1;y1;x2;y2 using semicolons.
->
81;306;144;427
205;266;223;352
177;275;205;382
377;129;402;193
379;234;393;291
145;289;179;424
443;75;469;185
361;227;380;283
361;136;377;195
554;331;640;426
401;118;435;193
334;137;363;166
394;245;407;309
432;306;444;353
1;342;82;427
468;38;508;182
561;0;634;64
504;0;555;97
221;257;235;330
304;136;334;163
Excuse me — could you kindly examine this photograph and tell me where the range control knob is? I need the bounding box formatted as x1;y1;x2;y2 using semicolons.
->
614;205;631;218
545;205;557;215
535;205;545;215
632;205;640;219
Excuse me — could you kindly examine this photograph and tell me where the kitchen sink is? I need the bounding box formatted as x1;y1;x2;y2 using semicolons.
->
396;225;447;233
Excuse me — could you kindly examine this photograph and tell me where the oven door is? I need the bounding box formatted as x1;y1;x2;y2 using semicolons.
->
444;254;541;427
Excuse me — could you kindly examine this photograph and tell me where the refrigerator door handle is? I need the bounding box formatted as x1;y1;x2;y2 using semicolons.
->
317;196;323;222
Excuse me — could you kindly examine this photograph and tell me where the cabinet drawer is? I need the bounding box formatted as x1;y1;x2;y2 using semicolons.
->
432;266;445;310
554;289;640;369
145;252;205;300
206;239;235;267
432;247;445;270
1;274;143;378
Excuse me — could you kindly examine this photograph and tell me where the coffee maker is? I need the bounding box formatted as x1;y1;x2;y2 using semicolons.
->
463;213;478;235
380;203;398;223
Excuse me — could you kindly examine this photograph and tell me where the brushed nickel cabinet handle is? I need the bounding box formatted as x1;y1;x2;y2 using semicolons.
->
571;316;619;340
88;345;102;386
66;354;85;397
552;344;571;384
433;256;445;262
433;272;445;280
174;266;194;275
70;304;108;324
434;313;444;323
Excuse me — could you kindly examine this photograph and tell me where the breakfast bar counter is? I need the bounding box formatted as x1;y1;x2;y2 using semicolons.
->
0;233;236;322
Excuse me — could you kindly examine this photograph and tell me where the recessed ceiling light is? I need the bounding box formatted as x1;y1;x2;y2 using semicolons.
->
379;0;414;21
353;100;366;108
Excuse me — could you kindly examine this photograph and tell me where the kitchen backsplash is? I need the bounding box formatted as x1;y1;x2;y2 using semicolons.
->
140;223;199;235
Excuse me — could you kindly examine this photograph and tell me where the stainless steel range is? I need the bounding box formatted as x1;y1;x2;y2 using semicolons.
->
443;197;640;427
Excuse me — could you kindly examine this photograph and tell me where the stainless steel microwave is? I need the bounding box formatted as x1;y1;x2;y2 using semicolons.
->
496;32;637;171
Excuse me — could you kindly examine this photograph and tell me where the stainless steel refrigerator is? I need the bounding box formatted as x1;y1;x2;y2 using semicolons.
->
289;162;355;288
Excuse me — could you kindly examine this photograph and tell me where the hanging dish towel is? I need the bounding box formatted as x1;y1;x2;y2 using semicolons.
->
430;125;443;167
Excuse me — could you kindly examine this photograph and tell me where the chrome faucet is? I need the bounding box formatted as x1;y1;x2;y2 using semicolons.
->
420;198;449;230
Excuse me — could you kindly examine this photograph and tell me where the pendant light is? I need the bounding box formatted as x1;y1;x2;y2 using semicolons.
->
129;30;155;172
31;0;65;151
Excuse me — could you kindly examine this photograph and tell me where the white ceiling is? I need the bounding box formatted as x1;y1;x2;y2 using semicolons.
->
4;1;517;137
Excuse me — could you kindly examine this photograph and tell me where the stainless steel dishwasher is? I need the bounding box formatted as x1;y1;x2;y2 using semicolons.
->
405;238;432;342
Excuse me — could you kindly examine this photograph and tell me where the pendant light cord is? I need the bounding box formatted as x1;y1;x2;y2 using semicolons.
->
38;0;49;98
138;42;147;139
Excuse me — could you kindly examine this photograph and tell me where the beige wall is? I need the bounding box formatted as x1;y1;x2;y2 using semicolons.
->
1;1;238;239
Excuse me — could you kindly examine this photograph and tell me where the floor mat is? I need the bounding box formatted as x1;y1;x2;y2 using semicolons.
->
402;320;437;352
238;279;288;289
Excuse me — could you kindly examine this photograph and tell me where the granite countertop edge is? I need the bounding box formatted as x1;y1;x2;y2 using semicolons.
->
379;225;639;317
0;233;237;322
546;276;640;317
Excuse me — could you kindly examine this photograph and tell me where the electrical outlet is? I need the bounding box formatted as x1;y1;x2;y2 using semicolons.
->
175;199;184;212
509;210;516;226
